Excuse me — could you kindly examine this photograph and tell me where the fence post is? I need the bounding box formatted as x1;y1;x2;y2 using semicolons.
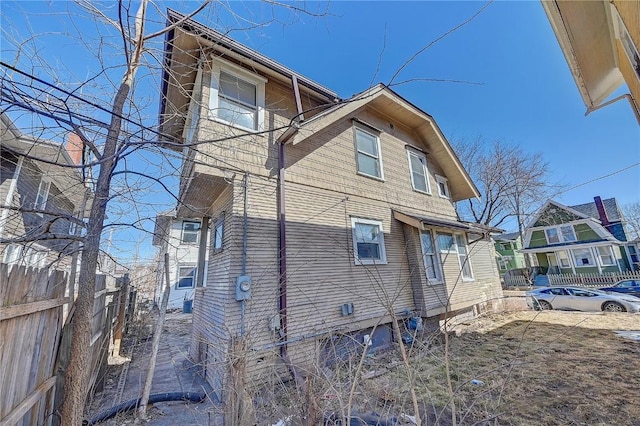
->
112;274;129;358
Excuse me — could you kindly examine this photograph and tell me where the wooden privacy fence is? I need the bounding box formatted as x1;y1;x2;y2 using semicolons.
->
547;271;640;287
0;263;132;426
0;263;67;426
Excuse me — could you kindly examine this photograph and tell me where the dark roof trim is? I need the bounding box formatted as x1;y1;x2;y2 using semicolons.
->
393;210;503;235
164;9;338;102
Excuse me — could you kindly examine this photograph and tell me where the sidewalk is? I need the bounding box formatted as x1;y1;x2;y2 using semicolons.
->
87;312;222;425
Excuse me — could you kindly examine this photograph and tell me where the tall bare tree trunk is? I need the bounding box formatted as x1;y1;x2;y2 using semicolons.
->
59;2;147;423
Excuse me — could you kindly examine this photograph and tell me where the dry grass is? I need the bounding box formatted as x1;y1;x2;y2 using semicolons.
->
372;312;640;425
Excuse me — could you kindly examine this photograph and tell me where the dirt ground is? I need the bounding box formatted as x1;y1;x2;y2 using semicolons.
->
87;310;640;425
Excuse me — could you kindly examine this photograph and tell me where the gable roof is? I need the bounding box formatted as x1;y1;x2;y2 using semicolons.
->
526;199;595;229
286;85;480;201
570;197;622;222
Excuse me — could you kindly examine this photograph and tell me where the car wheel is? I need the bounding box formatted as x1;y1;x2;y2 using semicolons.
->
537;300;552;310
602;302;626;313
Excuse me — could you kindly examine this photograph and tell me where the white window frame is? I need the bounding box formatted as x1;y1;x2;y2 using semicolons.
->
544;225;576;244
497;256;511;270
436;232;456;253
208;60;266;132
612;7;640;80
407;150;431;194
354;125;384;180
557;250;571;268
455;234;474;281
181;220;200;245
351;217;387;265
571;248;596;268
35;178;51;216
176;264;197;289
420;230;442;283
596;246;616;267
213;218;224;252
435;174;450;199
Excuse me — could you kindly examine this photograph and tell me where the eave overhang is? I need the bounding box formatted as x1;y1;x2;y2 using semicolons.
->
393;210;502;238
291;85;480;201
541;0;624;111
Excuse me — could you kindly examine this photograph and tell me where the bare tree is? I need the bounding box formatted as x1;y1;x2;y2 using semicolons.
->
622;201;640;241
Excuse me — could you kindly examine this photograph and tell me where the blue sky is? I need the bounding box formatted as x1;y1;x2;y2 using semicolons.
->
2;1;639;262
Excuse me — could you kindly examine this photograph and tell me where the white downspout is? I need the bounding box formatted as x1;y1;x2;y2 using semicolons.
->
0;156;24;239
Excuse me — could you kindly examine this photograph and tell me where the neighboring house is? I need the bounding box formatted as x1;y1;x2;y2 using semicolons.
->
0;112;87;273
159;10;503;395
152;213;210;310
522;196;637;274
541;0;640;122
493;232;526;274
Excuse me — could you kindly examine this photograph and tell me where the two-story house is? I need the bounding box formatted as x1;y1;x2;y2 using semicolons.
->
522;197;636;274
152;212;210;310
493;232;526;274
541;0;640;121
159;10;503;396
1;112;88;273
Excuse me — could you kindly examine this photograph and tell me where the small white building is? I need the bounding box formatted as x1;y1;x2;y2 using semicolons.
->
152;213;210;310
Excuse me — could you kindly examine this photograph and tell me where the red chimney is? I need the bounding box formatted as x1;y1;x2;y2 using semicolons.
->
594;196;610;227
65;133;83;166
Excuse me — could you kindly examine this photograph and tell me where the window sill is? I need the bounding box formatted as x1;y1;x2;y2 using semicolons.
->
427;281;444;285
356;171;385;182
354;259;388;266
209;115;264;135
412;188;432;196
461;278;475;282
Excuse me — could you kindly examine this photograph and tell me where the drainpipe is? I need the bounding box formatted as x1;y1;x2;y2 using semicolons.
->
241;172;249;337
275;124;299;357
586;93;640;126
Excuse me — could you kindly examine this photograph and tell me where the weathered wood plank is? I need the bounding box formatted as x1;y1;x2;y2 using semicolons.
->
0;298;69;321
0;376;55;426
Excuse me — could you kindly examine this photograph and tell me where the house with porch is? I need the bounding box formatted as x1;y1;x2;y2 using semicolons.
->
522;197;637;275
159;10;503;396
493;232;526;274
0;112;88;273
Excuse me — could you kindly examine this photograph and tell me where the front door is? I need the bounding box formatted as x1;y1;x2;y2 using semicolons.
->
547;253;560;274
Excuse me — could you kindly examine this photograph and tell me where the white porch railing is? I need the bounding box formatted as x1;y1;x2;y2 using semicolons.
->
503;275;530;287
547;271;640;287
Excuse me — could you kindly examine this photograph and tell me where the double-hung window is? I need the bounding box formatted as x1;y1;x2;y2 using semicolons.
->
420;230;441;282
435;175;450;199
557;250;571;268
596;246;616;266
456;234;473;280
545;228;560;244
545;225;576;244
572;248;595;267
560;226;576;242
209;61;266;131
181;221;200;244
35;179;51;215
177;265;197;289
407;150;430;193
354;126;383;179
351;217;387;265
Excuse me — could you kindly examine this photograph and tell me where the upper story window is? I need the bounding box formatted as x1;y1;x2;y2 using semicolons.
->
35;178;51;215
407;150;430;193
181;220;200;244
354;126;384;180
351;217;387;265
209;60;266;131
544;225;576;244
435;175;450;199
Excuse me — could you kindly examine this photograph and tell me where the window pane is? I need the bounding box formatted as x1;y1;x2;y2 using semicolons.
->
437;233;454;252
218;97;256;129
219;72;256;106
572;248;594;266
355;129;378;156
460;255;472;279
558;250;571;268
561;226;576;242
357;242;380;260
455;235;467;254
545;228;560;244
421;231;434;254
177;266;196;289
214;222;223;250
597;246;615;265
357;153;380;177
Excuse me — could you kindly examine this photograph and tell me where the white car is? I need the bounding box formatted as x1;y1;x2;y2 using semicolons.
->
526;286;640;313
